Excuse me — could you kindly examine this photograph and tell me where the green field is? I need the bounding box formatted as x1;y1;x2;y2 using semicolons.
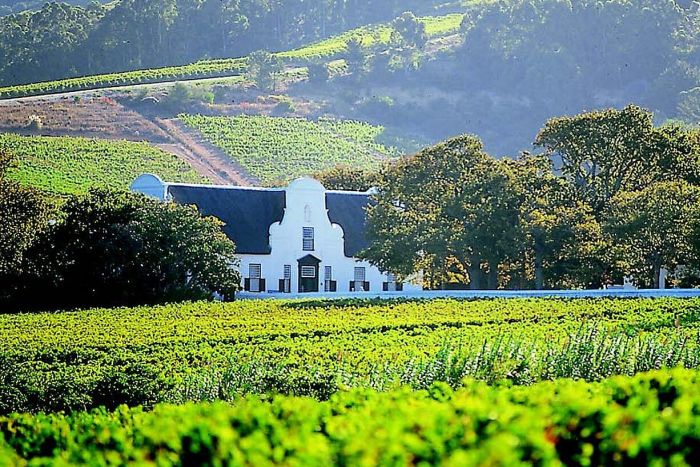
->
0;13;463;99
1;134;205;195
2;297;700;463
179;115;398;183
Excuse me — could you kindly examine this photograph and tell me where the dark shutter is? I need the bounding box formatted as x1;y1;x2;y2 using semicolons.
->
260;279;266;292
244;278;250;292
397;283;404;292
364;281;370;291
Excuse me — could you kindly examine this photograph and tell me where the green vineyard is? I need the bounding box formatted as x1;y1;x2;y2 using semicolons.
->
1;134;205;195
2;297;700;464
2;297;700;413
179;115;398;183
2;368;699;465
0;14;462;100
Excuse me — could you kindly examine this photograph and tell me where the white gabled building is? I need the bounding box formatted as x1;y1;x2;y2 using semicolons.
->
131;174;420;295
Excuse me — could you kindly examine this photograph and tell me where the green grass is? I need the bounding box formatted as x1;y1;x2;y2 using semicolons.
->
179;115;398;183
0;13;464;99
1;134;206;195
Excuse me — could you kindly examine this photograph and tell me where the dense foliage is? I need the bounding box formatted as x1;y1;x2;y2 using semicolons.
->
0;133;205;195
0;149;50;288
1;188;240;311
2;297;700;412
2;367;700;464
180;115;397;184
364;106;700;290
0;10;460;98
312;164;379;191
0;0;458;88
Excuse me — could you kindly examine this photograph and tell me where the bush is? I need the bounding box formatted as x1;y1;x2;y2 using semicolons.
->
272;96;296;115
2;369;700;464
356;95;395;120
26;115;43;131
3;188;240;311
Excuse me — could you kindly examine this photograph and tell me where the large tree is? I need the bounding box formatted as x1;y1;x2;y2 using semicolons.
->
605;181;700;289
506;154;610;290
535;105;693;212
362;135;523;290
7;189;240;310
0;150;51;302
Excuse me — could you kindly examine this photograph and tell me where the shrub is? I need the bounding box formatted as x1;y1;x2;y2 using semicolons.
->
3;189;240;311
26;115;43;131
2;369;700;464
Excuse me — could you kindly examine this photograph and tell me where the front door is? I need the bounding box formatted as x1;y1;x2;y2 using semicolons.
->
297;254;321;293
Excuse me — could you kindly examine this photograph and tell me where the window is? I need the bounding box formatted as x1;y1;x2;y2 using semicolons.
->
284;265;292;279
301;266;316;278
354;267;366;282
303;227;314;251
249;264;262;293
387;273;396;283
324;266;334;292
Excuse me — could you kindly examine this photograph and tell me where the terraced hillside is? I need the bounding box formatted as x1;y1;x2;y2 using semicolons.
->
0;13;463;99
1;134;206;195
179;115;399;184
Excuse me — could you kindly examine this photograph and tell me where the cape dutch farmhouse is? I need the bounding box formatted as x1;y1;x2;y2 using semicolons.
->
131;174;420;294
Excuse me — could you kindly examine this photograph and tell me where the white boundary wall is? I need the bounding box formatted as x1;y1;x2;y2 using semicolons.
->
237;289;700;300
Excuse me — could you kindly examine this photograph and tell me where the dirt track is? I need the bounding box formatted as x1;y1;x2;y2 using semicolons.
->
154;119;257;186
0;94;256;186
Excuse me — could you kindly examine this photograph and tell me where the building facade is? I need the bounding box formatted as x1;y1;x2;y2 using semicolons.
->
131;174;419;294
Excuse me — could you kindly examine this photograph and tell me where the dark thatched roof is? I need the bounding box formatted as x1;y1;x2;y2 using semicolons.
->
167;184;371;258
168;185;285;255
326;192;372;258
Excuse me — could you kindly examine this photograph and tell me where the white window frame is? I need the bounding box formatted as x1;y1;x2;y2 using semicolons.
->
303;227;315;251
353;267;367;291
301;266;316;278
324;266;333;292
284;265;292;279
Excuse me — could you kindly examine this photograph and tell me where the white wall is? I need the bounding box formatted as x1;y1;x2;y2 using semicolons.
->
240;178;420;293
130;174;168;200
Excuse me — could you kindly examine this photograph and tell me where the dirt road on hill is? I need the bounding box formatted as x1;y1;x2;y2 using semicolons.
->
0;94;257;186
153;118;258;186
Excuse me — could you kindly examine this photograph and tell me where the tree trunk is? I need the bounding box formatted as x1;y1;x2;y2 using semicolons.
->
469;255;481;290
652;263;661;289
487;262;499;290
535;251;544;290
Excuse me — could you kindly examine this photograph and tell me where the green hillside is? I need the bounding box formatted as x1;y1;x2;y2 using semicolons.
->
1;134;205;195
179;115;399;183
0;13;462;99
